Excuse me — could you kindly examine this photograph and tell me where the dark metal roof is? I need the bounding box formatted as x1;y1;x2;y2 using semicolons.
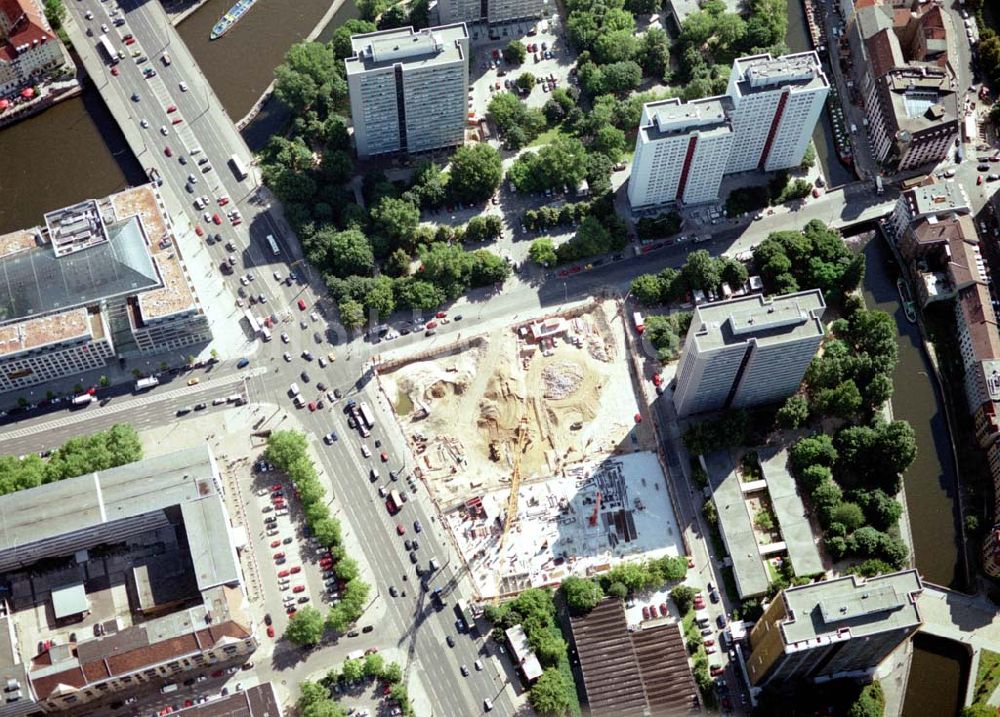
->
569;597;701;717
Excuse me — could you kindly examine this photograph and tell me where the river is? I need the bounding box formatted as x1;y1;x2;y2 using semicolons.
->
0;0;358;234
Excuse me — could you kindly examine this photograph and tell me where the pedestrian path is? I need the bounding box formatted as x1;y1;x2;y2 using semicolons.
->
0;367;267;442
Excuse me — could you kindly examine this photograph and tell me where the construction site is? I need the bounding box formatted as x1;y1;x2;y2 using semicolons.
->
377;301;684;598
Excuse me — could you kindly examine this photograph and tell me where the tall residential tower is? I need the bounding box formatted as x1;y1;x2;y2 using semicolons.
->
345;24;469;158
672;290;826;417
627;97;734;209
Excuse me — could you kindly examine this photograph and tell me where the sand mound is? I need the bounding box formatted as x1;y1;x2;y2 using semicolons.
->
542;361;584;400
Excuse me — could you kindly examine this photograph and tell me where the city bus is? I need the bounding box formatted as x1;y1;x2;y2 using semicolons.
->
358;402;375;430
229;154;248;181
243;310;261;335
266;234;280;256
97;34;118;65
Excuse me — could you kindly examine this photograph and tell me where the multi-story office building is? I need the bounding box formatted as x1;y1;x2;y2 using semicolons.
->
0;0;65;96
345;24;469;159
0;186;211;393
436;0;544;26
626;53;827;208
725;52;829;173
0;445;257;714
627;97;734;209
672;290;826;417
847;1;959;172
746;570;923;687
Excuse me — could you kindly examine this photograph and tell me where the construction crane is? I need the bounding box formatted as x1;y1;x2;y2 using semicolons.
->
493;406;531;604
589;491;602;527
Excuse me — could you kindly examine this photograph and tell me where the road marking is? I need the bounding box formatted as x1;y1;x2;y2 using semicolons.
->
0;368;267;442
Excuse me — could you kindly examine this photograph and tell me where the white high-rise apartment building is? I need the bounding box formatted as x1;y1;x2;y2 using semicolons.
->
628;97;734;209
437;0;545;26
626;52;828;208
725;52;829;173
345;24;469;159
672;290;826;417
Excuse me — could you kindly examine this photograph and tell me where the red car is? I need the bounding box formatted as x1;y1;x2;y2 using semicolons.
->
292;585;305;593
710;665;725;676
166;104;177;113
641;606;650;620
704;638;715;646
164;146;173;157
171;118;183;125
812;187;821;198
978;175;984;185
110;66;119;76
277;569;290;578
270;484;282;491
289;565;302;574
435;311;447;318
297;298;307;311
273;552;285;560
318;559;333;568
194;226;204;237
212;213;222;225
124;37;136;45
425;320;438;330
396;524;406;535
218;196;230;206
652;374;663;386
308;402;317;412
266;625;275;638
659;603;668;616
270;540;281;548
380;452;389;462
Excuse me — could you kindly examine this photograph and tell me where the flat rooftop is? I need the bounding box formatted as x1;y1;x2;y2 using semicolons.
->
705;451;770;599
759;448;824;577
173;683;281;717
346;23;467;74
732;52;828;95
0;445;238;591
689;289;826;353
640;96;734;142
905;179;969;217
886;66;958;134
781;570;923;645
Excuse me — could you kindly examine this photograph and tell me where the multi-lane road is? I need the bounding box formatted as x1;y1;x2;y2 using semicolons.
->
10;2;907;714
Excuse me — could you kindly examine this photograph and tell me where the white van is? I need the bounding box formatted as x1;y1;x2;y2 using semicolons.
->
160;684;179;694
289;383;300;397
294;395;306;408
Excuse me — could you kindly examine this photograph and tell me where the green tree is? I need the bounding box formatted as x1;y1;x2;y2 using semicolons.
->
357;0;391;21
682;250;721;291
600;60;642;95
631;274;665;306
394;277;446;311
529;238;558;266
832;502;865;531
529;668;576;717
509;136;589;193
285;606;326;646
464;215;503;243
593;29;638;64
449;144;504;203
341;657;365;682
43;0;65;29
338;298;365;330
790;434;838;472
470;250;512;286
326;229;375;277
274;42;343;114
516;72;536;92
561;576;604;614
331;19;377;58
383;661;403;683
813;380;862;419
801;140;816;169
777;395;810;429
363;652;385;677
670;585;697;614
266;431;309;470
370;197;419;246
503;39;527;64
312;517;343;548
636;27;670;78
419;242;475;299
591;124;627;161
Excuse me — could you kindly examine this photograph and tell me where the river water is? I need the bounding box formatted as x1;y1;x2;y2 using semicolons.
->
0;0;357;234
783;0;966;712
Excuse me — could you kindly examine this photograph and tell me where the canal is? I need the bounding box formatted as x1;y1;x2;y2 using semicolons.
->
0;0;358;234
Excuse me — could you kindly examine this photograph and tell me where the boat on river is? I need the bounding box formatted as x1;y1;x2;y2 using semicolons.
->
210;0;259;39
897;277;917;323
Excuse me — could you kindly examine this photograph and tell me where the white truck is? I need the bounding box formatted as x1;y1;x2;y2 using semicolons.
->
134;376;159;392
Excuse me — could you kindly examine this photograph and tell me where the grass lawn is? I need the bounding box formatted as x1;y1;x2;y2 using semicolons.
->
973;649;1000;708
528;125;570;147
